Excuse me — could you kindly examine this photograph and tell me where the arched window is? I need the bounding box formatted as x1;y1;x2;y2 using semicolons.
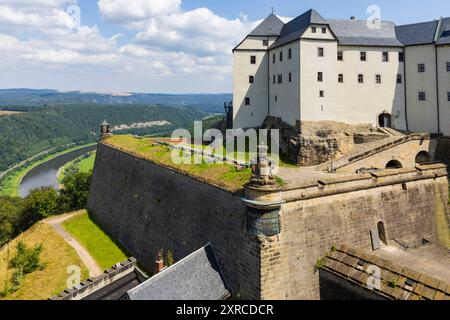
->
386;160;402;169
415;151;431;165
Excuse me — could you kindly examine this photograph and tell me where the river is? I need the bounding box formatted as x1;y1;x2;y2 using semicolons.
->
19;145;98;198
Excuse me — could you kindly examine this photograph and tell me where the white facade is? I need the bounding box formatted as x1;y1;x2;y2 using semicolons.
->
232;11;450;136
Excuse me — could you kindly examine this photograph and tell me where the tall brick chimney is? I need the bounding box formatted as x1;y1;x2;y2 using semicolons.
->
154;250;165;274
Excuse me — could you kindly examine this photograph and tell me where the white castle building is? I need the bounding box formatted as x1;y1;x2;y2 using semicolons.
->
232;9;450;136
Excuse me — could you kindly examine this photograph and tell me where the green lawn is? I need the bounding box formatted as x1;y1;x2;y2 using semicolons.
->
59;152;96;182
0;143;97;197
62;211;129;271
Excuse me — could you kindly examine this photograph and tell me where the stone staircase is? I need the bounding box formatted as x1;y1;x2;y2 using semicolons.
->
317;133;429;172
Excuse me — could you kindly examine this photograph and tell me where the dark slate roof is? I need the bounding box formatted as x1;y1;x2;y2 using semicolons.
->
126;244;230;300
437;18;450;45
328;19;403;47
320;245;450;300
249;13;285;37
395;20;439;46
270;9;327;49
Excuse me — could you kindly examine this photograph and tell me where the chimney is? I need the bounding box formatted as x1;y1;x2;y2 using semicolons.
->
154;250;165;274
350;16;356;21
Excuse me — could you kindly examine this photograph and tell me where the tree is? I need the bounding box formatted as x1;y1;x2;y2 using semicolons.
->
0;196;25;247
59;169;92;211
23;187;59;223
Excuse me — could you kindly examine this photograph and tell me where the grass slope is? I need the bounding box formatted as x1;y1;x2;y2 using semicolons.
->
62;211;129;271
0;222;89;300
59;152;96;182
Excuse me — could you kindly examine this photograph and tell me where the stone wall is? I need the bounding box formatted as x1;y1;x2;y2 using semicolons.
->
255;166;449;299
434;137;450;168
87;143;261;299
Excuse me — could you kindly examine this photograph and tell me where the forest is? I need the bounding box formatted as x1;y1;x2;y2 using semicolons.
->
0;104;207;171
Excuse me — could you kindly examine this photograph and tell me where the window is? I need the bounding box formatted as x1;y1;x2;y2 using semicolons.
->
278;74;283;84
312;26;317;33
418;63;425;73
358;74;364;83
275;95;278;102
399;52;404;62
250;56;256;64
280;51;283;62
288;48;292;59
397;74;403;84
338;74;344;83
289;73;292;82
245;97;250;105
447;62;450;72
272;54;276;64
317;72;323;82
273;75;276;84
447;92;450;102
263;39;269;46
376;74;382;84
382;51;389;62
249;76;254;84
418;92;426;101
322;27;327;34
337;51;343;61
318;47;324;57
360;51;367;61
319;90;324;97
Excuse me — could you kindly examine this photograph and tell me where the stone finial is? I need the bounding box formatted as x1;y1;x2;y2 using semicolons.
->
249;144;275;187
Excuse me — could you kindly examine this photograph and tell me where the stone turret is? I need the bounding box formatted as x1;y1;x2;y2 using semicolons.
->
249;144;275;187
100;120;111;140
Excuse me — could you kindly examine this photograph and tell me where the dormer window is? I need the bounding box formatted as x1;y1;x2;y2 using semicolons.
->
312;26;317;33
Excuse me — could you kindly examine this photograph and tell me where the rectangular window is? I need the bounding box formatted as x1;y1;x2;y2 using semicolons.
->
318;47;324;57
249;76;254;84
382;51;389;62
278;74;283;84
360;51;367;61
250;56;256;64
245;97;250;105
418;63;425;73
337;51;343;61
447;92;450;101
312;26;317;33
358;74;364;83
273;54;276;64
288;48;292;59
280;51;283;62
447;62;450;72
338;74;344;83
273;75;276;84
289;73;292;82
399;52;404;62
376;74;382;84
322;27;327;34
263;39;269;46
319;90;324;97
418;92;426;101
397;74;403;84
275;95;278;102
317;72;323;82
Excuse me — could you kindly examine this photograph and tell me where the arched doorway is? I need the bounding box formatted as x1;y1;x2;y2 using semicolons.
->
386;160;403;169
377;222;387;245
378;113;392;128
415;151;431;165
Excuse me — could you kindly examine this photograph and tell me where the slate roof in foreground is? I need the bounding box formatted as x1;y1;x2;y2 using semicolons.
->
127;244;230;300
249;13;285;37
395;20;439;46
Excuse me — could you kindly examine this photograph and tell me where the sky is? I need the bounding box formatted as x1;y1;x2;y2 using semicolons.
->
0;0;449;94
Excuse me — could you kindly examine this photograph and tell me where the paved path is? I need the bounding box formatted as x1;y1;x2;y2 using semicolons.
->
45;212;103;278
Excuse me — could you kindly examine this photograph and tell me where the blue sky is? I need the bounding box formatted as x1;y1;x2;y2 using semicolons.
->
0;0;448;93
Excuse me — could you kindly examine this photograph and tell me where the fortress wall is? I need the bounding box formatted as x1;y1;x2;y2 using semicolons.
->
87;143;261;299
260;169;449;299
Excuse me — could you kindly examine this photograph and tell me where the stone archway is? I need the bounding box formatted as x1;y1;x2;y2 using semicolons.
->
386;160;403;169
415;151;432;165
378;113;392;128
377;221;387;245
